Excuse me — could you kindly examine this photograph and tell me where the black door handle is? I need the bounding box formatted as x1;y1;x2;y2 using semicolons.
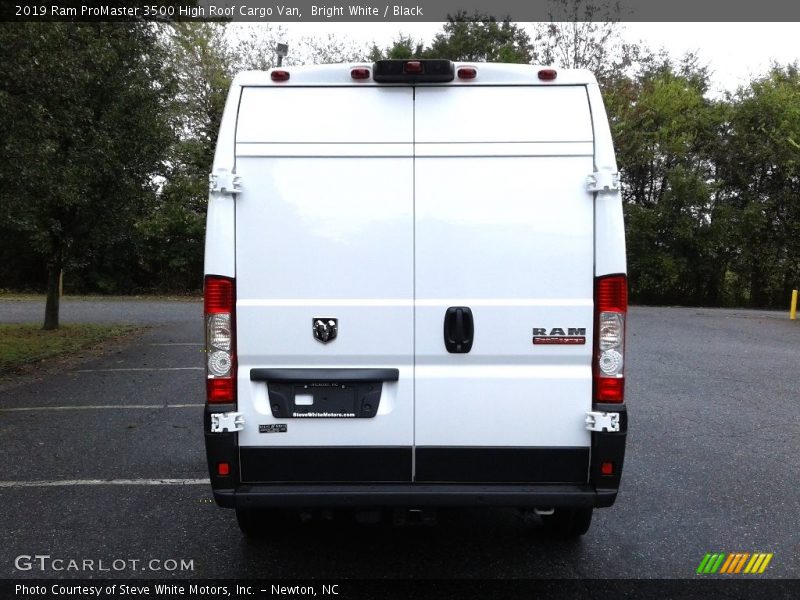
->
444;306;474;353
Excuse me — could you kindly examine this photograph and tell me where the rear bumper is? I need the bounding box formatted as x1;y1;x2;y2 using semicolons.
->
204;404;627;511
212;483;618;509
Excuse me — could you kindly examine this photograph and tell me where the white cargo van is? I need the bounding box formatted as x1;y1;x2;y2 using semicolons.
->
203;60;628;538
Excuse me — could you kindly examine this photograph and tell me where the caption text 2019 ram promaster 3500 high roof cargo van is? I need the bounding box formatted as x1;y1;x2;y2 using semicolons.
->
203;60;628;538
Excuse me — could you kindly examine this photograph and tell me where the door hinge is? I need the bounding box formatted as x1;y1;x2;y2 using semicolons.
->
585;411;620;433
209;170;242;195
586;169;619;194
210;411;245;433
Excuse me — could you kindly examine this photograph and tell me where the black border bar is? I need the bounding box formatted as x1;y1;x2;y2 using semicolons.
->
4;1;800;22
5;579;797;599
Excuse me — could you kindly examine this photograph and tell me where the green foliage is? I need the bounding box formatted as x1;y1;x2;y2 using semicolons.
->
423;12;533;63
368;15;533;63
0;323;140;374
368;34;424;61
0;23;176;325
532;1;648;83
608;57;800;307
713;65;800;306
134;23;234;292
606;56;725;305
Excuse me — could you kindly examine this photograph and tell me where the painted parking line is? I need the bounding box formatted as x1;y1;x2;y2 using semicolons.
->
75;367;203;372
0;478;210;488
0;404;204;412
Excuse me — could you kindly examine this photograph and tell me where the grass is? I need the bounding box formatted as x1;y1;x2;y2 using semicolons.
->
0;323;141;374
0;292;201;302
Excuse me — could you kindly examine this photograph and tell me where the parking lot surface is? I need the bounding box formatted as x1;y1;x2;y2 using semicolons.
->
1;299;798;579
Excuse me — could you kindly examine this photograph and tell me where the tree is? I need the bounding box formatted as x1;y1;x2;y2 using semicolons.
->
0;23;175;328
422;12;534;63
714;65;800;306
135;23;233;292
368;34;425;61
531;0;650;85
609;56;724;305
229;25;369;69
228;23;286;71
295;33;368;64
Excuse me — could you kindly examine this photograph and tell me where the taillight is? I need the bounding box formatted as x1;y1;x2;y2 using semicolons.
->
271;70;290;82
205;275;235;403
594;274;627;403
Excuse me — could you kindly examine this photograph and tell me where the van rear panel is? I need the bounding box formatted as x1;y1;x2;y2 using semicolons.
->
234;87;415;482
205;63;626;505
413;86;594;482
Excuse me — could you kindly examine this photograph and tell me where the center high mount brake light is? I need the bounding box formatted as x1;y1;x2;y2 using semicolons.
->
372;60;455;83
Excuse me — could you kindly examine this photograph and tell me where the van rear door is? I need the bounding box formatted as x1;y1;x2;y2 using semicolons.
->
233;86;415;483
413;85;595;482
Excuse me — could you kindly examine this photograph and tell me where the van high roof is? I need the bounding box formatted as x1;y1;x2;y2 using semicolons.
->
232;62;599;86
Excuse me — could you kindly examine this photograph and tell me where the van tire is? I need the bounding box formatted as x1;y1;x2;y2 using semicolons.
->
540;507;593;538
235;508;287;538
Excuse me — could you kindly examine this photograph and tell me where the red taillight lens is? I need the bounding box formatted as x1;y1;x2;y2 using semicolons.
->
207;378;234;403
457;67;477;80
350;67;371;80
204;277;233;314
594;274;627;404
217;462;230;476
271;70;290;82
596;377;625;403
596;275;628;313
404;61;423;74
205;276;235;404
538;68;557;81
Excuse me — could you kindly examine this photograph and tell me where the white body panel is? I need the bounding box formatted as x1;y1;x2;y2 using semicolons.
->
414;87;594;448
237;87;413;144
587;83;627;276
415;85;592;143
233;86;414;448
204;64;627;483
204;83;241;278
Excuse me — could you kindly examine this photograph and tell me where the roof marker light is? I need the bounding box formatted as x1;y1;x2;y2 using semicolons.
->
538;68;557;81
350;67;371;80
457;67;477;80
271;70;290;82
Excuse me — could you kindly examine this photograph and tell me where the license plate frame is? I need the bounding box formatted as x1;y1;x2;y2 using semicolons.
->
267;381;382;418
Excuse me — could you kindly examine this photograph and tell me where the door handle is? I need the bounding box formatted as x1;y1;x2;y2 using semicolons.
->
444;306;474;353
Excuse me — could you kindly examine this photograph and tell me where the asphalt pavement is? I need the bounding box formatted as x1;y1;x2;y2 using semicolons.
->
0;299;798;579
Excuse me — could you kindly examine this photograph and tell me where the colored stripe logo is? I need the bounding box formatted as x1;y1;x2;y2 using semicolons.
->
697;552;773;574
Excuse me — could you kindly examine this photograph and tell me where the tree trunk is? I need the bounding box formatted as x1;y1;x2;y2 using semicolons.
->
43;259;61;330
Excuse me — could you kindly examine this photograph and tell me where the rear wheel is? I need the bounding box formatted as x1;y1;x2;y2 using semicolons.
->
236;508;290;538
539;507;593;538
